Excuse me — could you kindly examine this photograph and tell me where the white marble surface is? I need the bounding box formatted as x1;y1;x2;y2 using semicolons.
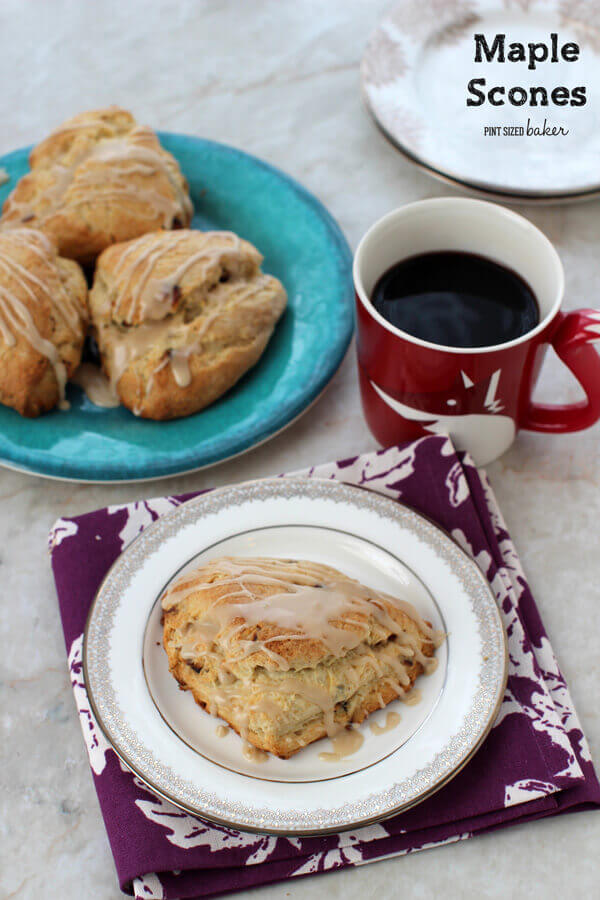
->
0;1;599;897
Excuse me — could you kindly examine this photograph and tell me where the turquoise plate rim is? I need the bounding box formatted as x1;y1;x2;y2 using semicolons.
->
0;134;354;482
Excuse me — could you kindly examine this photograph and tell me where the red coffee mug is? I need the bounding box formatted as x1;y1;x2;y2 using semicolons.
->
354;198;600;466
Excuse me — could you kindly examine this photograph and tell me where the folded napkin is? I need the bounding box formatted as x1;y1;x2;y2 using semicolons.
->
49;435;600;899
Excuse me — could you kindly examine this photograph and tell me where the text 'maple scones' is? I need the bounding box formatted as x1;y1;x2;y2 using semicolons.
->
89;229;287;419
0;107;192;265
162;557;438;758
0;229;88;417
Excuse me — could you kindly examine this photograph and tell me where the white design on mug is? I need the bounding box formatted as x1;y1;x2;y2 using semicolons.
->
370;369;515;465
583;310;600;339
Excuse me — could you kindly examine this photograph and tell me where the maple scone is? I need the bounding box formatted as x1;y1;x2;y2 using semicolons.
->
0;106;192;264
161;557;438;759
88;229;287;419
0;229;88;416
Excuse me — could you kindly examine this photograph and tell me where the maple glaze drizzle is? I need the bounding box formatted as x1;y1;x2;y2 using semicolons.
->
71;363;120;408
402;688;422;707
369;710;401;736
318;727;364;762
0;229;85;407
45;112;128;139
98;233;271;413
4;122;192;233
242;743;269;764
111;230;241;323
164;557;441;746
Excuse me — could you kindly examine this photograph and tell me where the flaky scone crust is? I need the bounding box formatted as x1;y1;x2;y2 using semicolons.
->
89;229;287;420
167;651;430;758
0;106;192;264
162;557;434;758
0;230;88;417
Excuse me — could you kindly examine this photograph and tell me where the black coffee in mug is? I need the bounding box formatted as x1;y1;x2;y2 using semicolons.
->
371;251;540;348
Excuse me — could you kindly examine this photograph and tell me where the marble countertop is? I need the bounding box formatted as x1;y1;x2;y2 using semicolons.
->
1;1;598;897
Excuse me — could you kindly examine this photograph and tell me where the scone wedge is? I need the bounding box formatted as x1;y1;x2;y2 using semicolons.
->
0;106;193;264
89;229;287;419
0;229;88;416
162;557;438;758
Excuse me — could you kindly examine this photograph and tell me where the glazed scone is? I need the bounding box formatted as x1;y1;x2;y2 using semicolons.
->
88;229;287;419
162;557;438;758
0;106;193;264
0;229;88;416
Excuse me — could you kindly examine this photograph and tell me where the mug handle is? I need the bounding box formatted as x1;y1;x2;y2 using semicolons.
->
521;309;600;433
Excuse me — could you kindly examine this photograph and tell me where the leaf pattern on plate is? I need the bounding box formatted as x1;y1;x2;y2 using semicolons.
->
380;105;426;151
560;0;600;53
389;0;478;40
429;12;482;48
362;30;407;86
503;0;540;11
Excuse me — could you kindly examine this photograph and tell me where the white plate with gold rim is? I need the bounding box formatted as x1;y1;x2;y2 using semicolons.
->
84;478;507;835
362;0;600;202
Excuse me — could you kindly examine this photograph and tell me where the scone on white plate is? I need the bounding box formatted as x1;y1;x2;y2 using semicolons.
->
161;556;438;758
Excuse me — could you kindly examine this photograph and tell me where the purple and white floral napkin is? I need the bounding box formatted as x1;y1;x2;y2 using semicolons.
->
49;435;600;899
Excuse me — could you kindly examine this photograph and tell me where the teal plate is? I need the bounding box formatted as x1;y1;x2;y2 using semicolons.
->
0;134;353;481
